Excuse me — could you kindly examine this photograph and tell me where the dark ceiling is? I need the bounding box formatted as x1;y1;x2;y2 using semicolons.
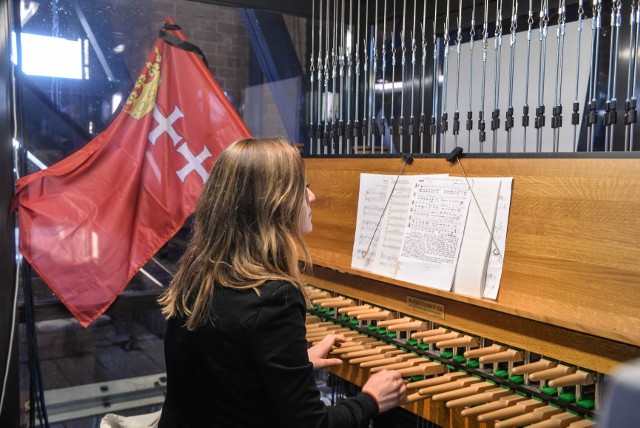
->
189;0;583;27
188;0;314;18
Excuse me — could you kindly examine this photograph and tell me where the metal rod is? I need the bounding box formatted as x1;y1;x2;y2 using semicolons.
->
409;0;417;152
334;0;340;152
572;0;585;151
587;0;602;152
441;0;452;153
604;2;616;151
390;0;398;150
453;0;464;148
551;0;566;152
370;0;378;149
431;0;440;153
633;5;640;150
324;0;330;153
316;0;323;154
624;0;638;151
362;0;369;148
522;0;534;152
400;0;407;152
467;0;477;152
479;0;489;152
505;0;518;153
586;0;596;151
354;0;361;154
381;0;388;148
535;0;549;153
605;0;621;151
338;0;345;154
491;0;503;153
346;0;353;153
310;0;316;154
420;0;428;152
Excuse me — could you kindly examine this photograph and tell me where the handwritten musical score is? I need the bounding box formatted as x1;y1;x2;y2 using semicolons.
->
395;176;471;290
352;173;513;298
353;174;470;291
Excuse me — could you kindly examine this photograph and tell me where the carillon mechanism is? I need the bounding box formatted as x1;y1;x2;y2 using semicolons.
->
306;286;599;427
306;0;640;155
298;150;640;427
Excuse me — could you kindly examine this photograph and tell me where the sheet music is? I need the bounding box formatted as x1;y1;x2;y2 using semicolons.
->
452;178;502;298
352;174;448;273
483;178;513;299
372;177;416;276
351;174;393;270
352;173;511;296
395;176;472;291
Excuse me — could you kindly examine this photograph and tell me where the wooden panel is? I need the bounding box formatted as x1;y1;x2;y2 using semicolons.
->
302;156;640;370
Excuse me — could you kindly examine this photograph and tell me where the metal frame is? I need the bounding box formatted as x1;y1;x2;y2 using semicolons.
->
0;0;19;424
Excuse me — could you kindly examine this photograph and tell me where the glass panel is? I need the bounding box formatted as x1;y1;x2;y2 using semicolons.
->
14;1;310;424
15;0;310;302
18;308;167;426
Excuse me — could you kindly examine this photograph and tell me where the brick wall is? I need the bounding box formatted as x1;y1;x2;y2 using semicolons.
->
108;0;307;138
114;0;251;112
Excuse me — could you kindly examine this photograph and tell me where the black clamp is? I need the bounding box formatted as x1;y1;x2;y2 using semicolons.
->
505;107;514;131
551;105;562;129
535;105;546;129
625;99;637;125
491;109;500;131
605;100;617;126
372;117;380;137
522;105;530;127
587;101;597;126
453;111;460;135
571;102;580;126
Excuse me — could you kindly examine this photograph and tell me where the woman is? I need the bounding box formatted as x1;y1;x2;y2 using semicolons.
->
158;138;406;428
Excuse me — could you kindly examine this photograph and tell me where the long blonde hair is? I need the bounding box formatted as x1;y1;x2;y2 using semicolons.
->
158;137;311;330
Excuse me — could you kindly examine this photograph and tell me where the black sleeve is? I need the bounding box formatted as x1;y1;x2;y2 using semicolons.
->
250;282;379;428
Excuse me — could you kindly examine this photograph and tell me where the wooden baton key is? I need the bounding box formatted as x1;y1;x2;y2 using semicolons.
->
459;394;526;418
446;387;511;408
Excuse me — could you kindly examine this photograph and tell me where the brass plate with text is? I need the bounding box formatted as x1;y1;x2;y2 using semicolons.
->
406;296;445;319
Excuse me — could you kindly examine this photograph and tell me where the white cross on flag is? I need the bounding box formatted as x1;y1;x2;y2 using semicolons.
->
13;19;251;326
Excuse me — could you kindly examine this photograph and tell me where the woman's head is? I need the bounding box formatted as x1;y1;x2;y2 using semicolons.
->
199;137;308;241
159;138;312;329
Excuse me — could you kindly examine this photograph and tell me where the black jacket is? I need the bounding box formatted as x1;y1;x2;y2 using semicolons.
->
158;280;378;428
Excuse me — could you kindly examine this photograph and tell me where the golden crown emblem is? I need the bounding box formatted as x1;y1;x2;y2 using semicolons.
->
124;47;162;120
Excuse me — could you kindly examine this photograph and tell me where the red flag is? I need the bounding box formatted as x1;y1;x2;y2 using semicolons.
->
13;19;251;326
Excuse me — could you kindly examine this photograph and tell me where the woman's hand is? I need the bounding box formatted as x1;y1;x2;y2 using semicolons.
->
362;370;407;413
307;333;346;369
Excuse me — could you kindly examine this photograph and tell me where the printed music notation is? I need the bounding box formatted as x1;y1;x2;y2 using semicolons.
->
352;174;472;291
352;173;513;297
352;174;423;273
395;176;471;290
